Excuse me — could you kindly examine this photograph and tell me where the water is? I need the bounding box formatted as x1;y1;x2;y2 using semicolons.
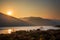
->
0;26;60;34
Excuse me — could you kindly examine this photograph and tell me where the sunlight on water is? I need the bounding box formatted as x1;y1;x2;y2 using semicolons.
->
0;26;60;34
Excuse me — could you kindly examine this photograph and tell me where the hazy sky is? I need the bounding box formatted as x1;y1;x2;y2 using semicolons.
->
0;0;60;20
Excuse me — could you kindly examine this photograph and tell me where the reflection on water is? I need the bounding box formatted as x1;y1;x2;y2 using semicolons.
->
0;26;60;34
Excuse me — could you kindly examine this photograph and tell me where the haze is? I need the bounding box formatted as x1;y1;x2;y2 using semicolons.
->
0;0;60;20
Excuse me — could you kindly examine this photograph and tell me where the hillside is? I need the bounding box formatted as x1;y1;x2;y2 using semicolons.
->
0;12;32;27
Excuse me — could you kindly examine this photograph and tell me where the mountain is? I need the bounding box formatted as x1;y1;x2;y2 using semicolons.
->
21;17;60;26
0;12;60;27
0;12;32;27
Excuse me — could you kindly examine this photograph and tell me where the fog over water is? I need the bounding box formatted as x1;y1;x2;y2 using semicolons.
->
0;26;60;30
0;26;60;34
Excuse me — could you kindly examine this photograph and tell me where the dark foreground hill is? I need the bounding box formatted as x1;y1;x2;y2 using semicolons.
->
0;12;32;27
0;29;60;40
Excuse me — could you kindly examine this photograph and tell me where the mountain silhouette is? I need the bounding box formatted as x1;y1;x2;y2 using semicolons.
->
0;12;60;27
21;17;60;26
0;12;32;27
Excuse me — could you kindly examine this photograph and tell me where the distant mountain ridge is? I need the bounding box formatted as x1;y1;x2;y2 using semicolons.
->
0;12;32;27
21;17;60;26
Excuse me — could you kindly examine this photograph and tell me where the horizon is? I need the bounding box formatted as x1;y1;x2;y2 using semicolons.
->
0;12;60;21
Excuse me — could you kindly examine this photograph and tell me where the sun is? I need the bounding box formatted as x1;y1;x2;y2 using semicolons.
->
7;11;12;15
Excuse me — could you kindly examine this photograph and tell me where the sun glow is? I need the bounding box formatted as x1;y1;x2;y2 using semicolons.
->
8;29;12;34
7;11;12;15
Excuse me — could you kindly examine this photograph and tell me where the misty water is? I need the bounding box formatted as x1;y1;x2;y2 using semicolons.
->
0;26;60;30
0;26;60;34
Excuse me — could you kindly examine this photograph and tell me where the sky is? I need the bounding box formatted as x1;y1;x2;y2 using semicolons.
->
0;0;60;20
